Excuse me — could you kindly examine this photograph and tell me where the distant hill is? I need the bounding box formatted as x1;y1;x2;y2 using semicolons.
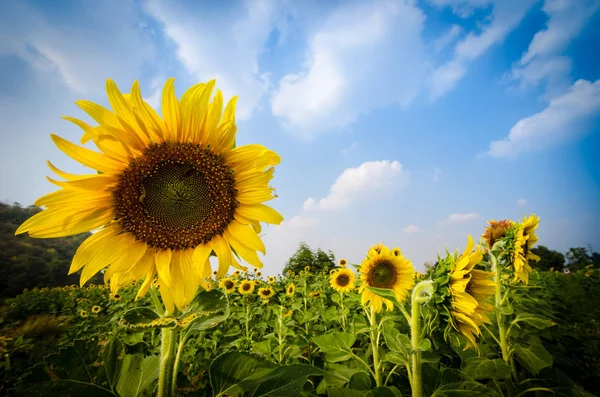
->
0;202;102;299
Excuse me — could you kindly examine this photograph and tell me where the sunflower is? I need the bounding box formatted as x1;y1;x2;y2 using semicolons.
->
80;310;88;318
511;215;540;284
482;219;513;250
267;276;276;284
286;283;295;297
304;266;310;272
258;286;274;300
219;277;236;294
238;280;255;295
256;271;262;277
330;269;338;275
358;244;414;313
110;293;121;301
309;291;321;298
91;305;102;314
233;270;241;277
338;258;347;267
15;78;283;312
433;235;495;349
330;268;355;293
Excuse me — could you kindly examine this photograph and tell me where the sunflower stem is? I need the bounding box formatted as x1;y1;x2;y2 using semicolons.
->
172;332;188;393
339;292;347;332
368;307;382;387
410;280;434;397
157;327;178;397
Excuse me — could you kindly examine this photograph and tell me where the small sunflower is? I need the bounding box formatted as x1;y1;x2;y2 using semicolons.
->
267;276;276;284
15;78;283;312
256;271;262;277
80;310;88;318
233;270;241;277
304;266;310;272
219;277;236;294
338;258;347;267
286;283;295;297
309;291;321;298
91;305;102;314
482;219;513;250
239;280;255;295
330;268;355;293
287;270;295;276
110;293;121;301
258;286;274;300
330;269;338;275
284;309;293;318
358;244;414;313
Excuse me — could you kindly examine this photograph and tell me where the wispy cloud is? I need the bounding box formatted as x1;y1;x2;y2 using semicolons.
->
403;225;420;234
487;79;600;157
445;212;480;223
517;198;528;207
304;160;409;211
270;0;426;138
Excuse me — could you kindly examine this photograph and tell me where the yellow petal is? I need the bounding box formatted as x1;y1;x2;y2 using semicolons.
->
161;78;181;141
15;206;114;238
237;204;283;225
79;232;136;286
51;134;125;174
211;235;233;278
75;99;121;129
104;238;148;280
61;116;99;144
46;160;91;181
192;244;213;279
136;265;156;300
106;79;148;148
224;229;264;269
35;188;111;208
155;249;173;288
46;174;118;191
69;226;118;274
203;89;223;146
158;282;175;314
236;188;276;204
227;220;266;253
129;80;165;142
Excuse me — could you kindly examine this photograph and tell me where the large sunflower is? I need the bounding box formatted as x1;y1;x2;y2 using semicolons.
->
443;235;495;349
482;219;513;250
358;244;414;313
15;79;283;312
330;268;355;293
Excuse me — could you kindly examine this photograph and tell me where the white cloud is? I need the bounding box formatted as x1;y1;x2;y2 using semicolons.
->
432;24;463;53
428;0;492;18
144;0;282;120
271;0;426;137
446;213;480;223
487;79;600;157
427;0;536;100
341;141;358;154
304;161;409;211
517;198;528;207
0;1;157;96
509;0;600;96
403;225;420;234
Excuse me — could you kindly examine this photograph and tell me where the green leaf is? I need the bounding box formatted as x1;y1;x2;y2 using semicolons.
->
312;332;356;363
431;381;501;396
11;336;115;396
322;364;363;388
102;337;124;390
366;287;402;309
416;338;432;352
115;354;160;397
368;386;403;397
183;307;230;333
461;357;511;380
510;314;555;330
513;341;553;375
385;352;408;365
185;288;229;315
209;352;322;397
348;371;372;390
327;389;367;397
119;307;177;330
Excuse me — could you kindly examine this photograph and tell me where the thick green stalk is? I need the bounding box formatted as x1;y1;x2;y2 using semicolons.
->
410;292;422;397
409;280;434;397
368;308;382;387
157;328;178;397
339;292;347;332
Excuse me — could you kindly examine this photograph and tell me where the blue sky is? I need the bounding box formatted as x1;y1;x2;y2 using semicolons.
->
1;0;599;274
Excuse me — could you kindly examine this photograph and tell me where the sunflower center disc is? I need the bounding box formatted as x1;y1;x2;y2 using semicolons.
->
336;274;350;286
370;261;396;288
113;142;238;250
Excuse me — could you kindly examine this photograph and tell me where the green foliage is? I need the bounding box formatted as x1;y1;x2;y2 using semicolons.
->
529;245;565;271
566;247;597;271
0;203;102;300
283;242;336;274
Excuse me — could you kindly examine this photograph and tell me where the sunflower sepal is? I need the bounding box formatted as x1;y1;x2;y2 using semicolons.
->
119;307;178;330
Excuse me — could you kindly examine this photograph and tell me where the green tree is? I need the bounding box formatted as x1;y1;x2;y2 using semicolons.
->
566;247;593;271
283;242;336;274
529;245;565;272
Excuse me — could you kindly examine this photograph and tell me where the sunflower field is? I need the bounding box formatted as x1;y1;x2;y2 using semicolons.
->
2;79;600;397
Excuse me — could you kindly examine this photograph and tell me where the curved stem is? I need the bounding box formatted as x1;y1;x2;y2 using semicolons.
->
384;364;400;386
172;332;188;393
410;280;433;397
